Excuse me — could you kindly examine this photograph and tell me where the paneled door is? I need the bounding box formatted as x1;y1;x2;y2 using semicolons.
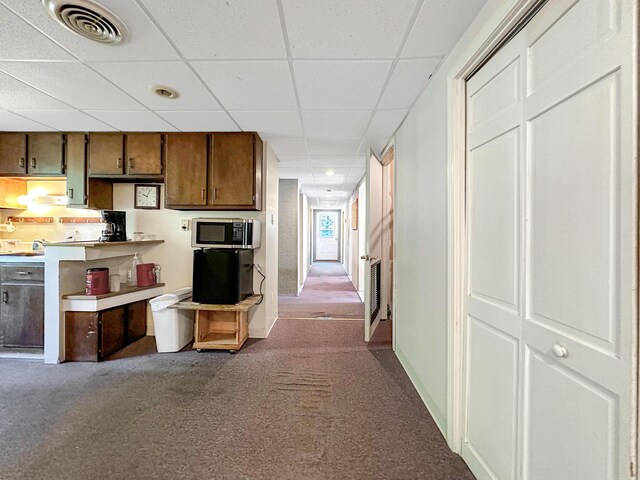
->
314;210;340;261
463;0;636;478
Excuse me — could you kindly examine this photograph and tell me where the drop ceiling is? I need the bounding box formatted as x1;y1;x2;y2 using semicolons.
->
0;0;487;207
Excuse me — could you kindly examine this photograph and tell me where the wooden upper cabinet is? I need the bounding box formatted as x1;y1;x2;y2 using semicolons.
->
210;133;262;210
66;133;113;210
126;133;163;175
88;133;124;175
165;133;208;207
28;133;64;176
0;133;27;175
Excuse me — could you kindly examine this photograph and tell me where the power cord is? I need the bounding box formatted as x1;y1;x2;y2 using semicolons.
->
253;264;266;305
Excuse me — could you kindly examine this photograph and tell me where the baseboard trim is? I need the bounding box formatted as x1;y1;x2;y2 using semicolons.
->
249;314;278;338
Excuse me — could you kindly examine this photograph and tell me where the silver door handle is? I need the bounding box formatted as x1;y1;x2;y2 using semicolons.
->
552;343;568;358
360;255;370;261
31;157;36;168
370;256;378;261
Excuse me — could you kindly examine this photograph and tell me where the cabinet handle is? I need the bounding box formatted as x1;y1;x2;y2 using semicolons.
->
212;187;218;200
117;157;122;169
31;157;36;169
201;188;206;201
19;157;25;168
68;187;74;199
1;291;7;303
552;343;568;358
15;271;32;275
128;158;134;171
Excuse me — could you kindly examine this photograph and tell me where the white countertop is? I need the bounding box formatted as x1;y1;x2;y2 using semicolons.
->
0;253;45;263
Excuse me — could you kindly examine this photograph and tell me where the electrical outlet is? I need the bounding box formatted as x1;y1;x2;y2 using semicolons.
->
181;219;190;231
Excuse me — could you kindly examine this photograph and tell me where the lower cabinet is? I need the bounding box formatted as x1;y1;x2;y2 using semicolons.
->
0;263;44;348
65;300;147;362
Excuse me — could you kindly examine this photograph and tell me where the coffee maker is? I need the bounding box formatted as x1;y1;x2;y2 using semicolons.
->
100;211;127;242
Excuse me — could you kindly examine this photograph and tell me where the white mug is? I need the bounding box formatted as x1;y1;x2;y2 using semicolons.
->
109;274;121;292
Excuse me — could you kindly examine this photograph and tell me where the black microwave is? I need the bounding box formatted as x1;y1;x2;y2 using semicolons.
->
191;218;261;249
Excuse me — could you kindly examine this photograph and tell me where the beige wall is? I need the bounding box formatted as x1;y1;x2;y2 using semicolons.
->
278;179;299;295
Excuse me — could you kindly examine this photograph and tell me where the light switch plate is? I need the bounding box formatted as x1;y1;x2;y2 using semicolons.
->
181;219;190;231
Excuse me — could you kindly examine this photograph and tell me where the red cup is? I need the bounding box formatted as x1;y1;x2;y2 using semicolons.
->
136;263;156;287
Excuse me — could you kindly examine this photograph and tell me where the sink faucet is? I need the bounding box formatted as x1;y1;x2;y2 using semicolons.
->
32;239;46;251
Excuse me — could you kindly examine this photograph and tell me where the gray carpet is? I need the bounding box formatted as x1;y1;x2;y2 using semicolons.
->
0;319;474;480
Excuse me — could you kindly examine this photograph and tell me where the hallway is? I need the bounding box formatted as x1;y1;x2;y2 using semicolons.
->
0;319;473;480
279;262;365;320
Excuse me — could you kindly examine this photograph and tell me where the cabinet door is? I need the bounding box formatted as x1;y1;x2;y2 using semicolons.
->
65;311;99;362
210;133;257;208
127;300;147;343
0;284;44;347
100;306;126;359
0;133;27;175
65;133;87;207
28;133;64;176
165;133;208;207
126;134;163;175
88;133;124;175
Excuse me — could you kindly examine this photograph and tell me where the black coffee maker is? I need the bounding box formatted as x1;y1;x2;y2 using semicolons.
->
100;211;127;242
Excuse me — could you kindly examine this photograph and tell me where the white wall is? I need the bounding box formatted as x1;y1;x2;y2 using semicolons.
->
393;0;510;434
278;179;299;295
299;192;309;290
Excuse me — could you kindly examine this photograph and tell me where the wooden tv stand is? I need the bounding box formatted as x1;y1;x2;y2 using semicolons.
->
169;295;260;353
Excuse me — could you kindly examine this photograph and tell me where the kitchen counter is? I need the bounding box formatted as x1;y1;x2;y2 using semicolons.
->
46;240;163;248
0;253;45;262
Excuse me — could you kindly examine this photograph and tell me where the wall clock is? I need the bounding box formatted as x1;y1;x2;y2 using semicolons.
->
134;184;161;209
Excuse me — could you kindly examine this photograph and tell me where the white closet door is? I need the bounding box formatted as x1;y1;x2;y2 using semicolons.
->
522;0;634;478
463;0;636;479
464;32;525;480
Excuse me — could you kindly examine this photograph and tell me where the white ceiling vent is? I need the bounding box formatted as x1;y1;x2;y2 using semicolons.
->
42;0;128;45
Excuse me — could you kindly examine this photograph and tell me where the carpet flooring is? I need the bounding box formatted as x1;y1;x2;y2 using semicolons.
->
279;262;365;319
0;319;474;480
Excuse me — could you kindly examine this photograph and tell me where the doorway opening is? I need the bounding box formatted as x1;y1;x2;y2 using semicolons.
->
313;209;341;262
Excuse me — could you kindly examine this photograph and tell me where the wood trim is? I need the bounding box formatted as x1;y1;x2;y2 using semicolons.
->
7;216;54;224
58;217;103;224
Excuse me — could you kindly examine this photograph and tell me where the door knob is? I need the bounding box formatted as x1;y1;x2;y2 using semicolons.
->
552;343;568;358
361;254;370;261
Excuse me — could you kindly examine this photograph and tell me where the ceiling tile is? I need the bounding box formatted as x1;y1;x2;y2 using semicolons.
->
13;110;114;131
367;110;407;138
192;61;297;110
0;110;56;131
230;111;303;137
84;111;177;131
0;62;143;110
312;167;350;176
139;0;285;59
0;71;71;110
2;0;179;61
379;58;441;109
303;111;371;138
155;111;238;131
279;161;309;170
278;155;309;163
402;0;487;58
307;138;360;155
308;157;354;168
0;4;73;60
267;137;308;156
282;0;417;59
359;138;390;156
294;60;391;110
90;62;221;111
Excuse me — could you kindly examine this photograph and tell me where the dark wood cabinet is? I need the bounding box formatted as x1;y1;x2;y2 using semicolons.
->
66;133;113;209
165;133;208;207
88;133;124;175
0;263;44;349
28;133;64;176
0;133;27;175
165;132;263;211
126;133;163;175
65;300;148;362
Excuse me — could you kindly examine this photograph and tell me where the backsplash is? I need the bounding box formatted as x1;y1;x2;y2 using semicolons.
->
0;180;102;243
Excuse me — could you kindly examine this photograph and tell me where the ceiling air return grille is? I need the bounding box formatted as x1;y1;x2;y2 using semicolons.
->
42;0;128;45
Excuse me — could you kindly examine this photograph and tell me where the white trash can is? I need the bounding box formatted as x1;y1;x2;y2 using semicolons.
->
150;287;194;353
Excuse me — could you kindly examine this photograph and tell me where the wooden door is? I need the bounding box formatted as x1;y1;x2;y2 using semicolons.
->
463;32;524;480
0;284;44;347
126;133;163;175
126;300;147;343
100;306;126;359
462;0;635;478
28;133;64;176
210;133;256;208
88;133;124;175
363;148;383;342
165;133;208;207
0;133;27;175
65;133;87;207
